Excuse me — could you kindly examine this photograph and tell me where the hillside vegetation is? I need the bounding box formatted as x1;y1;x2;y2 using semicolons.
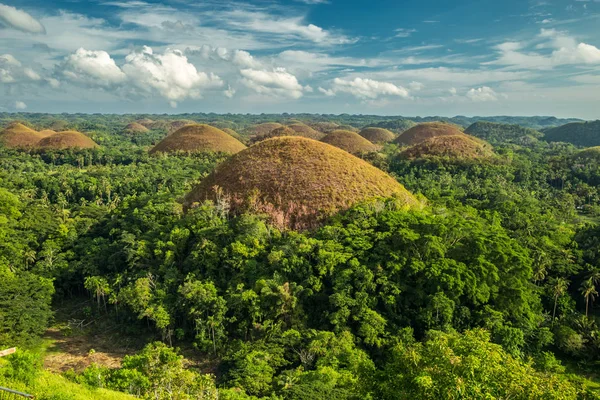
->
465;121;543;145
321;129;379;154
395;122;464;146
358;127;396;144
544;120;600;147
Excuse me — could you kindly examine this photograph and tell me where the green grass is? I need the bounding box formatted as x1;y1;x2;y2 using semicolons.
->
0;371;136;400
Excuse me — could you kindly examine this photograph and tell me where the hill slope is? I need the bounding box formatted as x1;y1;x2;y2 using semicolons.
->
150;124;246;154
543;120;600;147
0;122;48;148
37;131;99;150
287;123;325;140
465;121;543;145
400;135;494;160
359;127;396;144
184;137;419;230
395;122;465;146
321;130;379;154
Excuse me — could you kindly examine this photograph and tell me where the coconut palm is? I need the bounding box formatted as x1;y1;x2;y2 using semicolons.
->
580;280;598;317
552;278;569;321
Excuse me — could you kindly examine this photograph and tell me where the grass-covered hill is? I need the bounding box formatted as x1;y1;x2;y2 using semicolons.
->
287;123;325;140
358;127;396;144
574;146;600;161
399;134;494;160
543;120;600;147
395;122;465;146
367;119;417;134
149;124;246;154
124;122;149;134
37;131;99;150
465;121;543;145
184;136;419;230
321;130;379;154
0;122;49;148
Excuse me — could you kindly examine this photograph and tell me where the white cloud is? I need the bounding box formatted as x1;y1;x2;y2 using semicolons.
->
294;0;330;3
189;45;262;69
409;81;424;91
466;86;498;102
61;48;127;87
0;54;44;84
240;67;305;99
394;28;417;38
123;46;224;106
14;101;27;110
318;87;335;96
490;29;600;68
326;77;410;99
224;85;236;98
223;10;354;46
0;3;45;34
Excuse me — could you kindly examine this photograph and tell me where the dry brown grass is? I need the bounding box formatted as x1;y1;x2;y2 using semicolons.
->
394;122;465;146
222;127;244;141
321;130;380;154
124;122;149;134
399;134;494;160
37;131;99;150
136;118;155;127
150;124;246;154
287;123;325;140
250;126;297;144
359;127;396;144
248;122;284;136
0;122;51;148
307;121;339;133
184;136;419;230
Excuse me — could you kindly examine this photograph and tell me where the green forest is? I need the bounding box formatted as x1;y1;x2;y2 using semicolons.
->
1;114;600;400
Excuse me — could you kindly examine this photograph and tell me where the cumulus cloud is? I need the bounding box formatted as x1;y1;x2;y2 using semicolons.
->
61;48;127;87
0;54;44;84
15;101;27;110
58;46;224;107
240;67;305;99
0;3;45;34
189;45;262;69
325;77;410;99
490;29;600;68
466;86;498;102
409;81;424;91
122;46;224;107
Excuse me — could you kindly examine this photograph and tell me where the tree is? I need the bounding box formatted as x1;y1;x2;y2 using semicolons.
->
580;279;597;317
551;277;569;321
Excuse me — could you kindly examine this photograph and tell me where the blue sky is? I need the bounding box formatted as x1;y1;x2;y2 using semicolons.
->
0;0;599;118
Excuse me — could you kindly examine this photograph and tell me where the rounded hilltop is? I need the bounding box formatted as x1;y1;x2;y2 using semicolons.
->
125;122;149;134
37;131;99;150
0;122;48;148
399;135;494;160
184;136;419;230
574;146;600;161
359;127;396;144
250;126;297;144
222;128;244;141
395;122;465;146
149;124;246;154
287;123;325;140
247;122;283;136
321;130;379;154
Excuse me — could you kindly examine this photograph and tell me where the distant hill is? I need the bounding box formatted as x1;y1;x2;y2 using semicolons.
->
395;122;465;146
358;127;396;144
465;121;543;145
321;130;379;154
367;119;416;134
543;120;600;147
150;124;246;154
399;135;494;160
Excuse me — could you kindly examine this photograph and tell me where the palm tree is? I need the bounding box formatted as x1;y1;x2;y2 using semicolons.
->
587;268;600;287
552;278;569;321
580;280;598;317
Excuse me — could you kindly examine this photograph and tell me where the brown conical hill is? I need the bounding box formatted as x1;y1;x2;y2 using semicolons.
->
395;122;465;146
250;126;297;144
0;122;48;148
399;135;493;160
184;137;419;230
125;122;149;134
359;127;396;144
337;125;359;133
39;129;56;135
321;130;380;154
37;131;99;150
149;124;246;155
248;122;283;136
307;121;339;133
287;123;325;140
222;128;244;141
168;120;196;133
136;118;155;127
